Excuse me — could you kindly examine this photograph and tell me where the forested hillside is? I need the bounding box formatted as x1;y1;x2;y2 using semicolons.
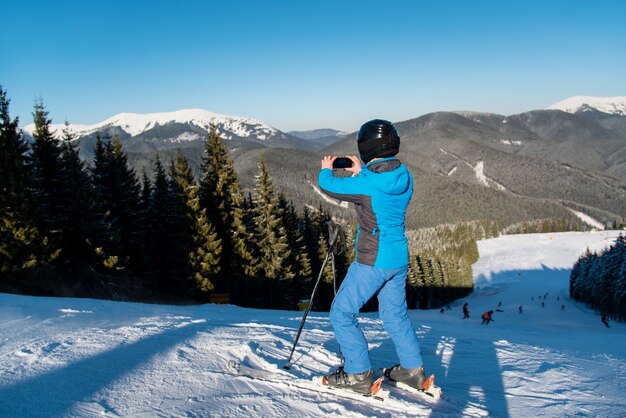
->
1;89;496;310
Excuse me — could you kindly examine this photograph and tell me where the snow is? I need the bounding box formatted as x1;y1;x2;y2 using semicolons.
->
474;161;490;187
1;231;625;417
474;161;507;191
499;139;522;146
566;208;605;230
440;149;507;190
547;96;626;116
21;108;278;140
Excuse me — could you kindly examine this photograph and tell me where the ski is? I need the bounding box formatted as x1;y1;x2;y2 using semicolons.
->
225;360;391;402
224;360;463;414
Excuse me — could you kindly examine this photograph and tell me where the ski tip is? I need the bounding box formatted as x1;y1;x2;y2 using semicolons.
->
423;375;443;400
322;375;329;386
422;374;435;391
370;376;384;396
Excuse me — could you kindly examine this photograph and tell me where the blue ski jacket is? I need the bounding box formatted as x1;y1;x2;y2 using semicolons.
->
318;157;413;269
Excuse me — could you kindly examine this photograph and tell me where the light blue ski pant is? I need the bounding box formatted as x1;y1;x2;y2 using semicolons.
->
329;262;423;374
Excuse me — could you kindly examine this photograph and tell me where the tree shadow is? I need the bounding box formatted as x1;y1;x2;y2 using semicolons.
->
369;265;599;417
0;320;207;417
436;337;509;417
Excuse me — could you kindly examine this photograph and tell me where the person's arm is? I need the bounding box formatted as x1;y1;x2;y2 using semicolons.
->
318;155;367;204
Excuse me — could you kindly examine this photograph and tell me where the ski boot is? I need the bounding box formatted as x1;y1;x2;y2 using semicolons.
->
384;364;442;398
384;364;427;389
323;367;374;395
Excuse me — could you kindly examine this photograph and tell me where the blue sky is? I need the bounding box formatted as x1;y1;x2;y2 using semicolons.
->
2;0;625;132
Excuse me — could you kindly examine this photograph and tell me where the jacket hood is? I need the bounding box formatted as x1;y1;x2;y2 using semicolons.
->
362;158;411;195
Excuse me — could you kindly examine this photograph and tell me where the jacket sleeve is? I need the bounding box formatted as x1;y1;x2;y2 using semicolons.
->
318;168;368;204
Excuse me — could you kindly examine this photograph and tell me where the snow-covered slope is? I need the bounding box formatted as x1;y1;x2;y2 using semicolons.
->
547;96;626;116
0;231;624;417
21;108;279;141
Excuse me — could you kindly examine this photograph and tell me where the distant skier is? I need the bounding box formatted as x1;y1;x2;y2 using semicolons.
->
561;305;565;311
440;308;445;314
481;310;494;324
602;312;610;328
519;305;523;314
463;303;470;319
541;302;545;308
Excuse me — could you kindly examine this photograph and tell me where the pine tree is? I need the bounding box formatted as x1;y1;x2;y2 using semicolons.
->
278;195;313;303
0;87;30;211
406;254;424;309
56;122;97;277
110;136;143;272
138;169;152;276
616;241;626;321
170;151;222;295
301;206;322;278
421;256;436;309
90;135;142;291
29;99;63;266
145;156;176;293
0;87;39;278
90;135;121;271
199;125;255;296
252;159;294;308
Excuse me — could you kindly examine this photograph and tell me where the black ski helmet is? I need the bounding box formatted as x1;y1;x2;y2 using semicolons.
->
357;119;400;163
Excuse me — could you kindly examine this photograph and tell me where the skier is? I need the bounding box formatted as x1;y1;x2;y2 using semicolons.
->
519;305;523;314
601;312;610;328
463;302;470;319
481;310;494;324
318;119;428;395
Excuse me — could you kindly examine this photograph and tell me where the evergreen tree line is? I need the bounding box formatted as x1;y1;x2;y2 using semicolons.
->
502;217;587;235
404;220;499;309
0;89;351;309
570;235;626;323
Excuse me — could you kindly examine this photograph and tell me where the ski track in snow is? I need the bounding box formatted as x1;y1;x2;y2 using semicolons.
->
1;231;625;417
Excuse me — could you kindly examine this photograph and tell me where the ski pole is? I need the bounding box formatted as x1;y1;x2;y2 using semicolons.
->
283;222;342;370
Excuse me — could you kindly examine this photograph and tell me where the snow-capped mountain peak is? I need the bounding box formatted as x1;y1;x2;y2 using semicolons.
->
22;108;279;141
547;96;626;116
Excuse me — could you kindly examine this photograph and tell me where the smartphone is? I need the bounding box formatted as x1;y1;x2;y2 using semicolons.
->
332;157;354;169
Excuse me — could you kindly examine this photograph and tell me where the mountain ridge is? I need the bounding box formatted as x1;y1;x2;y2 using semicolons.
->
18;98;626;229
